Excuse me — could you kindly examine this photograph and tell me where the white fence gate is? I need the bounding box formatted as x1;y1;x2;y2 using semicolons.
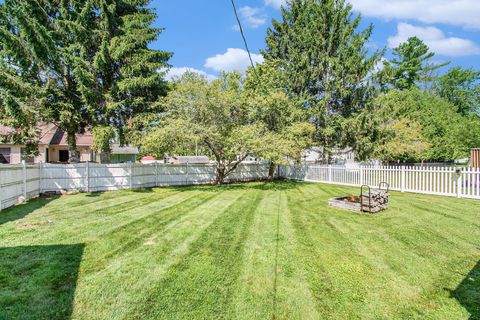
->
279;165;480;199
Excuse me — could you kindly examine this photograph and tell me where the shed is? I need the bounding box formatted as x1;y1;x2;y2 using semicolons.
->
109;144;139;163
471;148;480;168
169;156;209;164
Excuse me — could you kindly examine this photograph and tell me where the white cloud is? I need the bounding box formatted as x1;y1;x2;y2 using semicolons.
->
238;6;266;28
348;0;480;30
387;23;480;56
265;0;286;9
204;48;264;72
166;67;217;82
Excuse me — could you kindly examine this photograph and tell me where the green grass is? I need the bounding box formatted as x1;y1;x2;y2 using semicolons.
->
0;181;479;320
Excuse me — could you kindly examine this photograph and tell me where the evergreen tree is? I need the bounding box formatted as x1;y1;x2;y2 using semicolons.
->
383;36;448;91
0;0;170;161
80;0;172;161
264;0;382;159
0;0;95;161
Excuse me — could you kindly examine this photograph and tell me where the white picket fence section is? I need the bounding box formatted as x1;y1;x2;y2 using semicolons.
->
279;165;480;199
0;162;270;211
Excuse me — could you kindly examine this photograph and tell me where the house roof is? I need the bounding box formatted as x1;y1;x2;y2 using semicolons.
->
37;123;59;144
0;123;93;146
49;127;93;146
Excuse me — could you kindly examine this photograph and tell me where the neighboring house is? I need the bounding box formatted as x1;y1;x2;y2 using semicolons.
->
302;147;358;166
0;124;138;164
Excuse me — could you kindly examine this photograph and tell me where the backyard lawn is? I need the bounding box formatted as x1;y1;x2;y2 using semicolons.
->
0;181;478;320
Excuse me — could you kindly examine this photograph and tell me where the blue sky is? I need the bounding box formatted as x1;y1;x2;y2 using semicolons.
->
150;0;480;80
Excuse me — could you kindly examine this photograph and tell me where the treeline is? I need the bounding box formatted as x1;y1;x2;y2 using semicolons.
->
1;0;479;183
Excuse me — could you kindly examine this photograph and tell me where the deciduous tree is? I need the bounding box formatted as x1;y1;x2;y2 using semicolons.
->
433;66;480;115
151;72;264;184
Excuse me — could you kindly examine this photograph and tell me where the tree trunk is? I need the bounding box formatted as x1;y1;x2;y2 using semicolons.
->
67;129;80;163
267;162;277;182
215;162;226;184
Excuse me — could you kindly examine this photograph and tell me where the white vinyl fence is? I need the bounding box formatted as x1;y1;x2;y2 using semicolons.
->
279;165;480;199
1;162;479;211
0;162;270;211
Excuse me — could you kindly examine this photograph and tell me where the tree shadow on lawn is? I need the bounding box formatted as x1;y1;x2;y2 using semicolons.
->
0;244;84;320
156;179;302;193
451;260;480;320
0;196;54;226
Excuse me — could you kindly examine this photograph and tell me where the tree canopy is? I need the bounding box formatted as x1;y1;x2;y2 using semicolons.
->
372;89;480;161
433;67;480;116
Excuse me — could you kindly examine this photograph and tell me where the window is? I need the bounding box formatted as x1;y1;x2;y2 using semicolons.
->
0;148;11;164
21;148;35;164
59;150;69;162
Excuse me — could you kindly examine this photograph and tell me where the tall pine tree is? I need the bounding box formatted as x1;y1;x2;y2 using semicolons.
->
80;0;172;161
0;0;170;161
265;0;382;160
0;0;96;161
383;36;448;91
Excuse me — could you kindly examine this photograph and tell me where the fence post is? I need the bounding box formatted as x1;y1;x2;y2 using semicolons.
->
22;160;27;200
185;162;189;185
359;166;364;186
401;166;405;192
86;161;90;192
328;165;332;184
129;162;133;189
456;168;462;198
0;167;2;211
155;161;158;187
39;162;43;194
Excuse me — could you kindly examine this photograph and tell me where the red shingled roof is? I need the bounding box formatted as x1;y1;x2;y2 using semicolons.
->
0;123;93;146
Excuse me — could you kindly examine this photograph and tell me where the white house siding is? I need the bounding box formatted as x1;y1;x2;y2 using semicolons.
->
0;144;49;164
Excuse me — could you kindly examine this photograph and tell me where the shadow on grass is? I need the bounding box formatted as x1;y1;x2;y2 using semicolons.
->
451;260;480;320
0;244;84;320
85;191;105;197
0;197;54;226
155;179;302;193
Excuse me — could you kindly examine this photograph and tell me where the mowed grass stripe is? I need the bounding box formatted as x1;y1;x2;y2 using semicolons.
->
79;191;217;273
231;188;319;320
0;189;186;246
286;185;373;318
72;187;251;320
123;188;263;320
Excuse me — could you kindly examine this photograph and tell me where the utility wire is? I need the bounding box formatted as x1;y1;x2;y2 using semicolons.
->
229;0;259;80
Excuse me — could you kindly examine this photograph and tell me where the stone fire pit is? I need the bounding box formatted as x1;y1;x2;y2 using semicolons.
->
328;184;389;213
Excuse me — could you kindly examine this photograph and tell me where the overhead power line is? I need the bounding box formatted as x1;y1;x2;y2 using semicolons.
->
229;0;259;79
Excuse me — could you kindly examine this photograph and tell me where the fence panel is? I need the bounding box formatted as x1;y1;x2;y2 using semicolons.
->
0;165;24;210
280;164;480;200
